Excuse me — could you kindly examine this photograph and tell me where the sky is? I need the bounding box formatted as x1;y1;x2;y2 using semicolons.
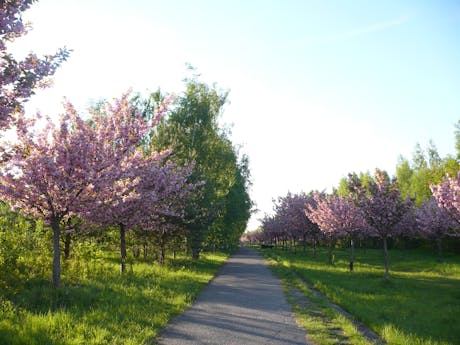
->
10;0;460;230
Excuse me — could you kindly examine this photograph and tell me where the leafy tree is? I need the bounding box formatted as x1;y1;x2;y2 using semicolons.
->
272;192;312;254
397;142;456;206
0;0;69;127
431;172;460;228
416;198;458;257
396;156;413;201
0;93;164;286
349;169;411;281
455;120;460;161
305;193;368;268
149;75;251;258
218;154;252;249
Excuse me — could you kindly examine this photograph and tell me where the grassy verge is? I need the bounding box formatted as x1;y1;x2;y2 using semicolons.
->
263;252;378;345
0;251;228;345
261;246;460;345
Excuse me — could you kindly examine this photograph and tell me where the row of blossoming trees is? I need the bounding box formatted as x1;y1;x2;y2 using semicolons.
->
247;168;460;280
1;1;252;288
0;94;202;287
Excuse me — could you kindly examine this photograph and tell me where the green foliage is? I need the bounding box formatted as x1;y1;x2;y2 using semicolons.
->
0;203;51;288
455;120;460;161
396;156;413;201
396;141;459;206
145;73;252;257
261;247;460;345
336;177;350;197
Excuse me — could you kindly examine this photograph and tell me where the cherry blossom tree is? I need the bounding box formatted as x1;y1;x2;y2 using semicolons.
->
416;198;458;257
260;214;284;247
350;169;411;280
430;171;460;225
0;93;169;286
0;104;100;287
1;0;69;127
81;154;197;271
275;192;314;254
305;193;368;267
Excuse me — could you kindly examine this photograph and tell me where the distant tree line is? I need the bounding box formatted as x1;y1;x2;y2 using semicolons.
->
244;128;460;281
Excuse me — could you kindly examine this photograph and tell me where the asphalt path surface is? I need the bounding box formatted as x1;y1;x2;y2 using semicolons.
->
157;247;308;345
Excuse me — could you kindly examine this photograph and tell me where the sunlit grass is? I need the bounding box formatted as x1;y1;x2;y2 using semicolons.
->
0;251;228;345
262;247;460;345
266;254;375;345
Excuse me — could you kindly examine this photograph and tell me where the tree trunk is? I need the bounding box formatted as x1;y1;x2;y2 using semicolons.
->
64;231;71;260
328;238;334;265
192;248;200;259
349;238;354;272
293;239;296;255
159;232;166;266
159;245;166;265
120;223;126;274
51;217;61;288
313;239;317;258
436;237;442;258
383;236;389;281
143;242;147;259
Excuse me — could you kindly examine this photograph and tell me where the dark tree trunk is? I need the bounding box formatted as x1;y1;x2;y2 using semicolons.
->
313;239;317;258
120;223;126;274
159;245;166;265
64;231;71;260
383;236;389;281
133;244;140;259
51;217;61;288
328;238;334;265
192;248;200;259
349;238;355;272
436;237;443;258
159;232;166;266
143;242;148;259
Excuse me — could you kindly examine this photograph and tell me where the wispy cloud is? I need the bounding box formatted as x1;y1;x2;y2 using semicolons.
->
333;15;412;41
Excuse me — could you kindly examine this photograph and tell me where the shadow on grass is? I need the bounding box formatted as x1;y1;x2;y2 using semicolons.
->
262;247;460;345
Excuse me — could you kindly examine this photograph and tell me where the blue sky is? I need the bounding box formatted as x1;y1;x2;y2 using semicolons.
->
12;0;460;229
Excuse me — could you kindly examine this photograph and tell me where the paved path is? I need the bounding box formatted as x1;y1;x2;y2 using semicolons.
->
157;247;307;345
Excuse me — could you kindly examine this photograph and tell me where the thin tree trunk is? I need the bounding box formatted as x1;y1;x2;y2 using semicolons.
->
120;223;126;274
159;245;166;265
192;249;200;259
313;239;317;258
293;239;296;255
349;238;354;272
159;232;166;266
383;236;389;281
64;231;71;260
436;237;442;258
328;238;334;265
143;242;147;259
51;217;61;288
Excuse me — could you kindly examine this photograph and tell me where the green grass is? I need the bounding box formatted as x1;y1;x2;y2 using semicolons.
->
265;253;377;345
261;247;460;345
0;251;228;345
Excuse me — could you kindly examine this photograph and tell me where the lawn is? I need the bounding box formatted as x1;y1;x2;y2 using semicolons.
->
261;246;460;345
0;251;228;345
